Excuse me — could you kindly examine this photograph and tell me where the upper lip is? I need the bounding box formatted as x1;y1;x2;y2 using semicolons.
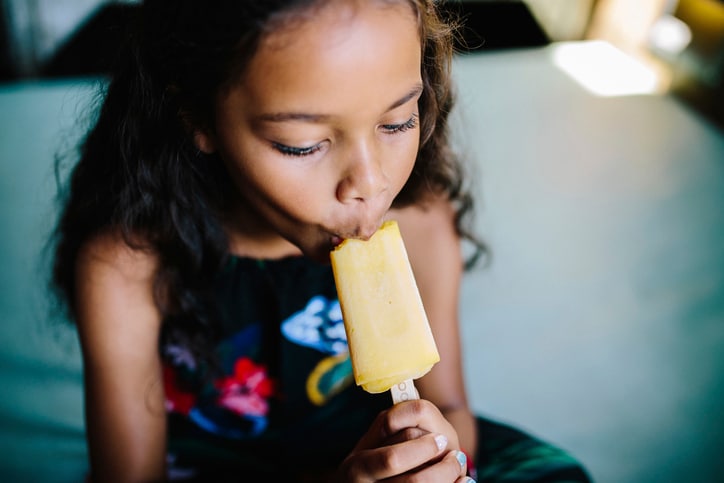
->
335;223;381;241
330;206;387;242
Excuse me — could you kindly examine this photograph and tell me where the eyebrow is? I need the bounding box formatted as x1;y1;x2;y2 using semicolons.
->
256;83;424;123
387;83;424;111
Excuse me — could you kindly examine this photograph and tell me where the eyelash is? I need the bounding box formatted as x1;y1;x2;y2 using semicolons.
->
272;142;324;157
272;114;419;157
382;113;419;134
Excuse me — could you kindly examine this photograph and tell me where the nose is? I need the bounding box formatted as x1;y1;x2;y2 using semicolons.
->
336;139;388;203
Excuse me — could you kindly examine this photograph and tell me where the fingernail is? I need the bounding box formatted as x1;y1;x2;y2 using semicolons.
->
455;450;467;469
434;434;448;451
464;478;477;483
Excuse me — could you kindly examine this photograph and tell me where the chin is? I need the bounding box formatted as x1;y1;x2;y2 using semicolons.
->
294;240;333;264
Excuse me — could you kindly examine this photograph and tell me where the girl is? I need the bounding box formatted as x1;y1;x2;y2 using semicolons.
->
52;0;591;481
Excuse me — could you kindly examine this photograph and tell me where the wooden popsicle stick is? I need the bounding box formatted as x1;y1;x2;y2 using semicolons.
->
390;379;419;404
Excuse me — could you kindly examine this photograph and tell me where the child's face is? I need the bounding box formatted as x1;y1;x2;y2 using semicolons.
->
199;0;422;261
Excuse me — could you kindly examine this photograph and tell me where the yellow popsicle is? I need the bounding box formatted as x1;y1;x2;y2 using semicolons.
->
330;220;440;395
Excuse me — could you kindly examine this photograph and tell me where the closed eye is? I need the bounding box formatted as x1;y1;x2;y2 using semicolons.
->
381;113;418;134
272;141;324;157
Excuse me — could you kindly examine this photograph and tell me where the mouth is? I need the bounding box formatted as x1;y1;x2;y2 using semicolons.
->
327;216;385;250
331;235;344;247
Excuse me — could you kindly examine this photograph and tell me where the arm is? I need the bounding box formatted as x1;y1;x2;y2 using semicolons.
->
74;233;167;482
395;197;478;460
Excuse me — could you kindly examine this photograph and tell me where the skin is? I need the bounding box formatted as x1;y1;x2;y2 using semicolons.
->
75;1;476;481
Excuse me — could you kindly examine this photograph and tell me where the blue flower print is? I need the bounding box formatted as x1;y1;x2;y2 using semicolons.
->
281;295;348;355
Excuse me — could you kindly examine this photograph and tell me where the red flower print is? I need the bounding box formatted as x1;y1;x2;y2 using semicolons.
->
215;357;275;417
163;365;196;415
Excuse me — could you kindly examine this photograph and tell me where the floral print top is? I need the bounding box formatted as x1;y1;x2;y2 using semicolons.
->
162;256;388;480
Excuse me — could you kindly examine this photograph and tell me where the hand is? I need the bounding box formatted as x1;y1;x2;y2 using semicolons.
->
334;399;474;482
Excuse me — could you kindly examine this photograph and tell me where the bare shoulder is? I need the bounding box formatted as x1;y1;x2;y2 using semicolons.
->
391;196;461;270
74;230;162;364
76;230;159;284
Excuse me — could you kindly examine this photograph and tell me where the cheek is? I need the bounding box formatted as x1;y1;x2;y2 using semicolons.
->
226;147;334;213
390;135;421;190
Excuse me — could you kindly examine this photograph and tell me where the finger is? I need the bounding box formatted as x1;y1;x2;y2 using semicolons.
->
450;449;470;478
383;426;429;446
381;399;450;438
358;432;449;480
439;449;470;480
353;401;439;451
390;449;471;483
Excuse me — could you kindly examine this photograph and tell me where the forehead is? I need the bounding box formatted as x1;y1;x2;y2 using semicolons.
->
262;0;419;50
227;0;422;117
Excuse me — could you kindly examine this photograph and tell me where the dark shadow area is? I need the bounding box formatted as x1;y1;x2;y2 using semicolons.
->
440;1;549;53
0;4;14;81
672;72;724;130
41;3;136;78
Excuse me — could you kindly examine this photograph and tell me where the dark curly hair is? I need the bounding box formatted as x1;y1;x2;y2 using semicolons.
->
52;0;484;367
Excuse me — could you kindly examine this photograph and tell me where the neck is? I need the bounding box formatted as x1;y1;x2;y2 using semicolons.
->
222;201;302;260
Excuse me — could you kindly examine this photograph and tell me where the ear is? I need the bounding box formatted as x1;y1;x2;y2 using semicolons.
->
193;129;217;154
170;88;216;153
177;104;216;154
